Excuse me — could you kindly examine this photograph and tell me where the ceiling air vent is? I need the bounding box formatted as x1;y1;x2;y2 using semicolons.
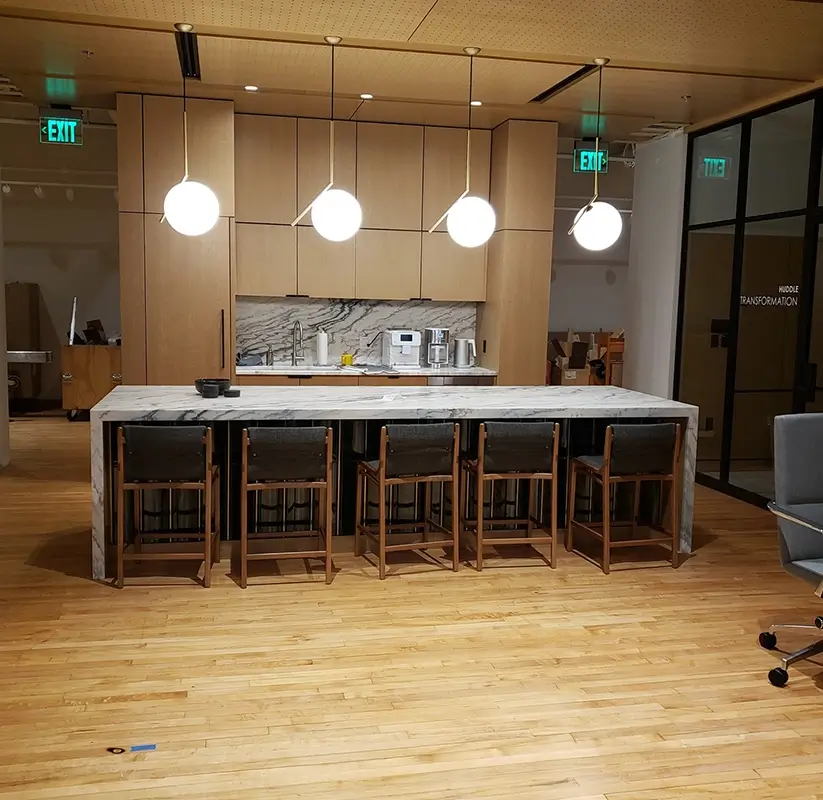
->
0;75;24;98
633;121;685;138
529;64;598;103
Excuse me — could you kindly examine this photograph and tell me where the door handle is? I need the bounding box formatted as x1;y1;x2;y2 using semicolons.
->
220;309;226;370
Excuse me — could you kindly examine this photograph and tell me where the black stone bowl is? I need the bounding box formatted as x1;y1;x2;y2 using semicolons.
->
194;378;232;396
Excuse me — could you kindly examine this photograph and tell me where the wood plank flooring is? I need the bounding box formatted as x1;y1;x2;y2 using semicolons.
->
1;417;822;799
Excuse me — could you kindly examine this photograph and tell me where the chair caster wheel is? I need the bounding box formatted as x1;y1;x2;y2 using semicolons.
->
759;631;777;650
768;667;789;687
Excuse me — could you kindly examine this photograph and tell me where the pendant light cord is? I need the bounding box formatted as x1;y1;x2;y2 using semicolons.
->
329;40;335;186
182;74;189;181
593;62;603;201
465;51;473;194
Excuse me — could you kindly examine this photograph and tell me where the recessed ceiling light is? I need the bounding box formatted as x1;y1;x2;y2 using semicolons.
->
245;85;259;92
360;93;373;100
470;100;482;107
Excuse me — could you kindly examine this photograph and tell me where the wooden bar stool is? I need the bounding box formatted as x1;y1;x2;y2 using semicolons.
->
461;422;560;570
239;426;333;588
355;423;460;580
116;425;220;588
567;422;682;574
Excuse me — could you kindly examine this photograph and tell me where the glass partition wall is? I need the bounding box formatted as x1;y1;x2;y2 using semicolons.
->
674;91;823;504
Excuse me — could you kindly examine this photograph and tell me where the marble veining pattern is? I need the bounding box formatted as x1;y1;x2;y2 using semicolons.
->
236;297;477;365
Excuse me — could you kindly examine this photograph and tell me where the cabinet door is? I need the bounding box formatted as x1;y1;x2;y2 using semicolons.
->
236;223;297;296
235;375;293;386
297;227;355;298
355;230;421;300
297;118;356;220
358;376;427;386
357;123;423;230
143;96;235;216
61;346;121;410
421;232;487;301
235;115;296;223
119;212;147;383
116;94;143;212
422;128;491;230
299;376;359;386
145;216;231;384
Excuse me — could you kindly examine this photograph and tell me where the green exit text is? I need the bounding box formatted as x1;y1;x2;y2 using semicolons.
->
700;156;728;179
574;148;609;174
40;117;83;146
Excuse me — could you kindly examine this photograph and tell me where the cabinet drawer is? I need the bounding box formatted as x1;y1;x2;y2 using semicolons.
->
299;376;359;386
235;375;295;386
358;376;427;386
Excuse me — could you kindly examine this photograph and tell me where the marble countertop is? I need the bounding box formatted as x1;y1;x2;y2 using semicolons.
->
92;385;698;422
236;364;498;377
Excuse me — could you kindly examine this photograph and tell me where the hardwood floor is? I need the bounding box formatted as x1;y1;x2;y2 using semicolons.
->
1;417;822;799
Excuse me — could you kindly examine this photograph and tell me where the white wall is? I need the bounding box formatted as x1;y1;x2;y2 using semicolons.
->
624;131;687;398
1;116;118;400
550;146;634;334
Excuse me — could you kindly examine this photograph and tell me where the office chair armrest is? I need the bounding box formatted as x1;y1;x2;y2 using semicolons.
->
768;502;823;536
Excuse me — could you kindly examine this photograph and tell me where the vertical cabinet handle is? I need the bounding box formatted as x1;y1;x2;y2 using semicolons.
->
220;309;226;370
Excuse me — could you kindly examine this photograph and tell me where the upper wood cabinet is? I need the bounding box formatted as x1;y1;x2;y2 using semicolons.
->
422;128;491;230
357;123;423;231
142;96;235;217
144;216;231;384
116;94;143;212
235;223;297;297
421;232;486;302
355;230;422;300
297;118;356;221
118;212;147;384
297;226;355;299
235;115;296;223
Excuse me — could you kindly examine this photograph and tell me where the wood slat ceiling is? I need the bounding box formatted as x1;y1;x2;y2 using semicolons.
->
0;0;821;137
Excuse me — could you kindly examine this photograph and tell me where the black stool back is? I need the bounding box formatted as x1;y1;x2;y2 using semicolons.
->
483;422;556;474
246;427;328;483
122;425;207;483
385;423;455;478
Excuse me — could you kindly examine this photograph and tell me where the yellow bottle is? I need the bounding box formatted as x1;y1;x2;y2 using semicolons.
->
341;353;354;366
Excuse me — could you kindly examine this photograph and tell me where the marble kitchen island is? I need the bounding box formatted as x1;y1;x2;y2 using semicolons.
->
90;385;698;580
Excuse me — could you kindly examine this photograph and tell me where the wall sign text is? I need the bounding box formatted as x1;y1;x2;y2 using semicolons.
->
40;116;83;146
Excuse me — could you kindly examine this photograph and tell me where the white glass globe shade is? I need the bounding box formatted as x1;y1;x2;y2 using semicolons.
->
163;180;220;237
311;188;362;242
572;201;623;251
446;196;496;248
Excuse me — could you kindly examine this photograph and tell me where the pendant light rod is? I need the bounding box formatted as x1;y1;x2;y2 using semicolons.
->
428;46;479;234
568;56;608;236
182;73;189;181
292;34;341;227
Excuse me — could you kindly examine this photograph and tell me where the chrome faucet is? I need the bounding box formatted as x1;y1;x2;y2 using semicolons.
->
291;320;305;366
266;344;275;366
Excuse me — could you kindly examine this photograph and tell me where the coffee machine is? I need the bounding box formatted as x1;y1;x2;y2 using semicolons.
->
382;330;421;368
424;327;450;368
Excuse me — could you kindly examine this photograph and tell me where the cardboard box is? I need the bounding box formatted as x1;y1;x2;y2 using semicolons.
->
550;363;591;386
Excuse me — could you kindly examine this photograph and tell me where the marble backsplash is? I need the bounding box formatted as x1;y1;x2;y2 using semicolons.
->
236;297;477;365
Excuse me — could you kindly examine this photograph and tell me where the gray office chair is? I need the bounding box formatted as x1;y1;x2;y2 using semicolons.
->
760;413;823;687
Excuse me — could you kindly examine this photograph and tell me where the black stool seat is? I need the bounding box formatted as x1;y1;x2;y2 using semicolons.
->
462;422;559;571
567;422;682;574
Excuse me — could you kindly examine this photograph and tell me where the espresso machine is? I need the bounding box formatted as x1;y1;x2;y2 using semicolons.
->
424;327;450;368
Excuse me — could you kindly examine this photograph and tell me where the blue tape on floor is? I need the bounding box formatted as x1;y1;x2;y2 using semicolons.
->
130;744;156;752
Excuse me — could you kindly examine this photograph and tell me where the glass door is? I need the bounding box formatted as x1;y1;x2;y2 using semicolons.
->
800;221;823;414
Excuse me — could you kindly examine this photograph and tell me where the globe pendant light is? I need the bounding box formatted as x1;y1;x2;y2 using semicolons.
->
292;36;362;242
568;57;623;252
428;46;495;248
163;59;220;237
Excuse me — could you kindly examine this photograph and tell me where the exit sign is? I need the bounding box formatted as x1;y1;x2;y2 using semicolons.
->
40;116;83;146
574;148;609;174
700;156;729;179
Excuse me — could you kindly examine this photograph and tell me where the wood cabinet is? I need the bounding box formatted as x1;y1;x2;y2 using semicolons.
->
355;230;422;300
142;96;235;216
61;346;122;410
299;376;359;386
297;118;356;218
116;94;143;212
235;115;296;223
234;375;359;386
235;375;294;386
144;216;231;385
118;213;147;384
235;223;297;297
357;123;423;231
421;232;487;301
422;128;491;230
358;376;427;386
297;226;355;298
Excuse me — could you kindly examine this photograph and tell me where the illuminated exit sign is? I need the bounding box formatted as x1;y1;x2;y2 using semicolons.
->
574;148;609;174
700;156;729;179
40;116;83;145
